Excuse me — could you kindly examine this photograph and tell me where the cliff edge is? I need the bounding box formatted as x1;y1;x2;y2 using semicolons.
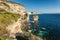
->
0;0;42;40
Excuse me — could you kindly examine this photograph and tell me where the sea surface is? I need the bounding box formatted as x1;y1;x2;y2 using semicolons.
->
30;14;60;40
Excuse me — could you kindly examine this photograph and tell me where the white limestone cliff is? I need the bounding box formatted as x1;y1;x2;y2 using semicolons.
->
0;0;25;15
0;0;26;38
0;0;42;40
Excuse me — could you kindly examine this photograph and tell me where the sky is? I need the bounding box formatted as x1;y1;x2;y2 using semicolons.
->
10;0;60;13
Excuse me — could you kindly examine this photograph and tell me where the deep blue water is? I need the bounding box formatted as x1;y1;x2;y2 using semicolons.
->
30;14;60;40
39;14;60;32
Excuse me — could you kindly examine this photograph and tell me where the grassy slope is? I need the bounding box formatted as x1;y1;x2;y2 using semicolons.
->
0;11;20;27
0;11;20;40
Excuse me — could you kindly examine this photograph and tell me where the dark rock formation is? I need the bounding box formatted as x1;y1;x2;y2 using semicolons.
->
16;32;42;40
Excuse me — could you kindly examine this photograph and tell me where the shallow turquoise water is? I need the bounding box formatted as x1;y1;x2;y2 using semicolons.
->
30;14;60;40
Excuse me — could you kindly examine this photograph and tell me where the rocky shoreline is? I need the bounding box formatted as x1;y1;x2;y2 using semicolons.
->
0;0;42;40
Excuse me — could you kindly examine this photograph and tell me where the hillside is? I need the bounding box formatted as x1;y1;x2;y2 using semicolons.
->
0;0;42;40
0;11;20;27
0;11;20;40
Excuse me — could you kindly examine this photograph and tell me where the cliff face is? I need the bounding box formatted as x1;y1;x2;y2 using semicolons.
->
0;0;26;39
0;1;25;15
0;0;42;40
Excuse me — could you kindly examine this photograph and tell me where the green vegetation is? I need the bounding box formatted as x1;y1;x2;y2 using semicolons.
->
0;11;20;27
0;37;6;40
0;11;20;40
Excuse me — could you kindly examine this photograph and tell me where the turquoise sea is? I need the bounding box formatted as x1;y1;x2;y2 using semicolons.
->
30;14;60;40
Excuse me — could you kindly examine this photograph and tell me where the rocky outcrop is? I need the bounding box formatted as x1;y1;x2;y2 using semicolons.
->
0;0;26;32
0;0;26;39
0;0;25;15
0;0;42;40
16;32;42;40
